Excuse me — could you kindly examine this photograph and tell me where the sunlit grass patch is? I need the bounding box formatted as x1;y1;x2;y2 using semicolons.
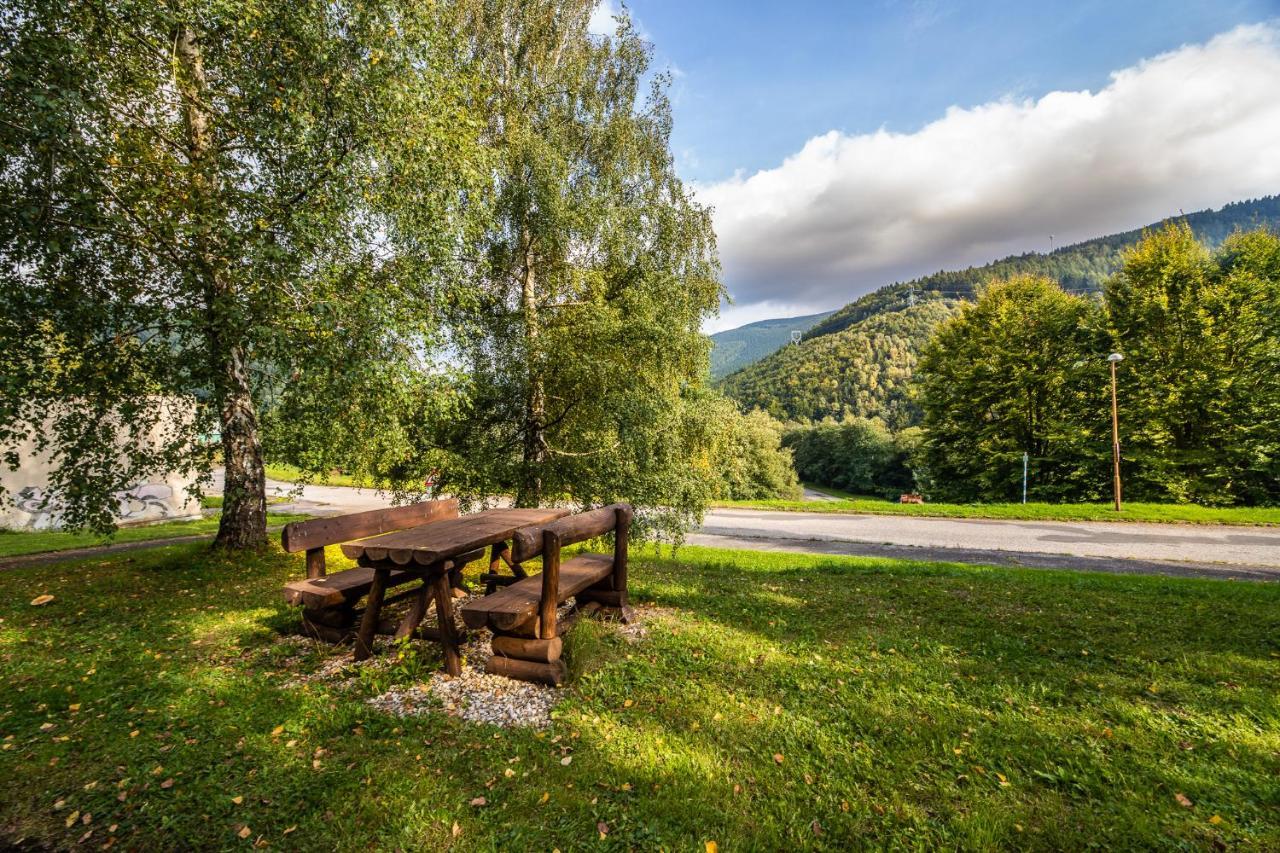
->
0;542;1275;849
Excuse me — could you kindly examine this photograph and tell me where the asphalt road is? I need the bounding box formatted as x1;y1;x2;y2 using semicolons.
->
692;508;1280;581
191;471;1280;583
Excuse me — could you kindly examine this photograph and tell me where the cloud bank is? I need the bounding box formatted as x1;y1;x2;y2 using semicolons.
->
698;24;1280;332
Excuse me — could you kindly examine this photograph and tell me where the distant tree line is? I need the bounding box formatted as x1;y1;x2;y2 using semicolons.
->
782;224;1280;506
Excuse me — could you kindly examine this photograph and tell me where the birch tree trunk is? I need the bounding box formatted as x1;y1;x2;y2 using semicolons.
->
517;232;547;506
174;23;267;548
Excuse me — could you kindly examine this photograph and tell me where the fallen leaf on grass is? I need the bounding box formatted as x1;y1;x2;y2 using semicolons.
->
469;797;486;807
539;792;550;804
773;753;784;764
1209;815;1223;825
597;821;609;838
705;842;718;853
237;825;251;839
160;778;174;790
271;725;284;737
283;826;296;835
451;822;461;838
65;811;80;828
1175;793;1193;808
232;796;243;805
30;595;55;606
560;756;572;766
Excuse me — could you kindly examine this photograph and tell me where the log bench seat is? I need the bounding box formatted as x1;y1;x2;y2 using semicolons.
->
284;548;485;610
460;553;613;632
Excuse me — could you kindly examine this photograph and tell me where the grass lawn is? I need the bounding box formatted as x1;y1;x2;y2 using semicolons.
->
0;512;312;559
264;463;370;489
0;544;1277;849
719;490;1280;526
200;496;290;510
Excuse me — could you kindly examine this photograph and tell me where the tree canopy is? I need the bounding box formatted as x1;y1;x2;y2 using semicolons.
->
0;0;473;543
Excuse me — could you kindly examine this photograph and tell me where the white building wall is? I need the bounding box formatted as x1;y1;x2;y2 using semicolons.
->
0;400;203;530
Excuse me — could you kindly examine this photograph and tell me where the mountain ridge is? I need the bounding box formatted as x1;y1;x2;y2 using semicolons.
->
719;195;1280;424
709;310;833;378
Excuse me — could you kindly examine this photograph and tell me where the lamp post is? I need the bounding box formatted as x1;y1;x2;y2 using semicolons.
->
1107;353;1124;512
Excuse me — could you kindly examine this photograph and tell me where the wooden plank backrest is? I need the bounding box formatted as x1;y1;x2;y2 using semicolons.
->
533;503;633;640
510;503;629;562
281;499;459;579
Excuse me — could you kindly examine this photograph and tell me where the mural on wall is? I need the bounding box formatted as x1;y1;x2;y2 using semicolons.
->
0;397;203;531
11;482;188;530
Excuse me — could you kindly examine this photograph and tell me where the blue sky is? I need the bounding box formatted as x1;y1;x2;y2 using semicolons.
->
625;0;1280;184
591;2;1280;331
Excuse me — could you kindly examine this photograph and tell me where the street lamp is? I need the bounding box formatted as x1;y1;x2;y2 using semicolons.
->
1107;353;1124;511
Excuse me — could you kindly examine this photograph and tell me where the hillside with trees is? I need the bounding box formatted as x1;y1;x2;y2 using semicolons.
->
709;310;832;378
721;196;1280;427
718;301;959;428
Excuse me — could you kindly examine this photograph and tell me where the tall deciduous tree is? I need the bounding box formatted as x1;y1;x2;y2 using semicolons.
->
917;275;1107;502
1105;223;1280;503
437;0;722;536
0;1;476;545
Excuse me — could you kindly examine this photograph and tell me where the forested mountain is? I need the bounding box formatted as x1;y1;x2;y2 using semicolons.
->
721;195;1280;424
709;311;833;378
719;302;959;428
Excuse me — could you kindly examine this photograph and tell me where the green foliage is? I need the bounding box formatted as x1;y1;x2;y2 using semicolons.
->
783;418;916;499
430;1;723;538
917;276;1109;502
710;408;802;501
2;543;1278;849
720;302;958;428
709;310;832;378
913;226;1280;505
1105;223;1280;504
0;0;479;542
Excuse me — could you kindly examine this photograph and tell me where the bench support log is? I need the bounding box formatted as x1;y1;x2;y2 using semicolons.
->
430;570;462;676
305;547;326;579
491;634;562;663
353;567;389;661
485;655;566;686
538;531;560;640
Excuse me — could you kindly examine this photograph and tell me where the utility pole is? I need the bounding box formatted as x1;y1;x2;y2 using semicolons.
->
907;285;915;308
1107;353;1124;511
1022;452;1028;504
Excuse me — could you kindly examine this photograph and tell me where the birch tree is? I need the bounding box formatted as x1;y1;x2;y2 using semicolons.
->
0;0;478;545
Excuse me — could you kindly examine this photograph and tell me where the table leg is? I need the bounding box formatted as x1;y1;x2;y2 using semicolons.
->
394;579;431;642
354;566;390;661
430;569;462;676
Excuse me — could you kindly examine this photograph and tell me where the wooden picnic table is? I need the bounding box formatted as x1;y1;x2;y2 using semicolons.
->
341;507;570;671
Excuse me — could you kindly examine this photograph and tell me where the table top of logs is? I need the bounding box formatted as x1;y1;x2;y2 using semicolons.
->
339;507;571;568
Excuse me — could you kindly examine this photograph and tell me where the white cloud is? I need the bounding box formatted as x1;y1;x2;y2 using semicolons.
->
699;24;1280;332
588;0;622;37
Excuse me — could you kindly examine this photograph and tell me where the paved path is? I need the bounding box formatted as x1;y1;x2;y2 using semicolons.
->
10;471;1278;582
693;508;1280;581
209;468;400;515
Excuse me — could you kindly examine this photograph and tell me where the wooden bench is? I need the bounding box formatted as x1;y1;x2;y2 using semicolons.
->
280;500;481;640
460;503;632;685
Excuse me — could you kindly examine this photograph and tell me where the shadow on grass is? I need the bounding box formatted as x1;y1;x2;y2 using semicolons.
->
1;542;1277;849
